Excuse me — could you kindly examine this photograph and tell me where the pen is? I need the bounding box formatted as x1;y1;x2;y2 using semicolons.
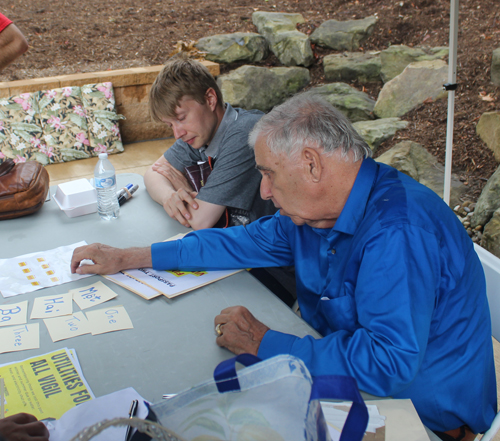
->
124;399;138;441
117;183;134;199
118;184;139;206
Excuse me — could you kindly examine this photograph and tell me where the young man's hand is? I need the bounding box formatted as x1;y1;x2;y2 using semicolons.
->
162;189;199;228
152;160;193;192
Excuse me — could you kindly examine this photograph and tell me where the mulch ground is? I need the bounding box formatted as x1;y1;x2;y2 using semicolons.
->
1;0;499;201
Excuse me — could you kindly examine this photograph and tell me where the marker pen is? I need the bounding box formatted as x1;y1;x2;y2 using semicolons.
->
118;184;139;206
116;183;133;199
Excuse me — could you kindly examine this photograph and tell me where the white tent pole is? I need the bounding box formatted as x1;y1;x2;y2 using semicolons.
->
443;0;459;206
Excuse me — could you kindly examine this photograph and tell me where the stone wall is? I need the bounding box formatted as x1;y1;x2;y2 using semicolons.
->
0;61;220;144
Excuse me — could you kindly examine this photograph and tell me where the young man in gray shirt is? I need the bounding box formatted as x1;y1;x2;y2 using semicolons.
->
144;57;276;229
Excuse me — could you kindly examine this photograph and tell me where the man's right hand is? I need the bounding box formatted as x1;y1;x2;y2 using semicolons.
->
70;244;152;275
162;189;199;228
0;413;49;441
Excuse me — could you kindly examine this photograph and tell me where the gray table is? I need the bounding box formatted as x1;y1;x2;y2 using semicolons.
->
0;173;320;402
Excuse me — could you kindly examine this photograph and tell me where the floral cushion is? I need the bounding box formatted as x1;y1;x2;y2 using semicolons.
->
0;82;124;165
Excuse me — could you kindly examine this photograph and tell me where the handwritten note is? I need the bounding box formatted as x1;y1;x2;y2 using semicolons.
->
71;281;117;310
0;301;28;327
85;305;133;335
30;293;73;319
0;323;39;354
44;312;90;342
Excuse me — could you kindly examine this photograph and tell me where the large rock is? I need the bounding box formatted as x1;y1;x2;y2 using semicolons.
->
471;165;500;228
492;48;500;87
312;83;375;122
353;117;408;152
195;33;269;64
323;52;381;83
310;16;377;51
376;141;467;207
380;45;449;83
374;59;448;118
252;11;314;67
481;208;500;258
217;65;310;112
476;111;500;162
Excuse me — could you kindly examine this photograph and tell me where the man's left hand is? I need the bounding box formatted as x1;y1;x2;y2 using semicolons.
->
214;306;270;355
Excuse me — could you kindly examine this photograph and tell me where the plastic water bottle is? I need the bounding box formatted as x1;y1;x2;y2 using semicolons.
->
94;153;120;220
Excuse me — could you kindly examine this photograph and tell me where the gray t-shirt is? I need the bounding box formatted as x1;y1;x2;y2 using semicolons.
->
164;103;276;224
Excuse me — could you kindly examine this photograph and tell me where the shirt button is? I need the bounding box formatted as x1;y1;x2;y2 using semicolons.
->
331;249;336;254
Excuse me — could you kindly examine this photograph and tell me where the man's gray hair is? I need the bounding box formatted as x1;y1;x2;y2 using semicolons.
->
249;92;372;162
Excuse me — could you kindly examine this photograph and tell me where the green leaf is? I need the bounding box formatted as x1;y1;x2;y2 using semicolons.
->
0;132;6;142
38;96;53;110
97;117;115;131
60;148;90;161
67;112;88;129
4;103;23;111
182;417;226;437
13;130;33;142
86;91;105;98
228;408;271;427
10;122;42;133
93;109;124;120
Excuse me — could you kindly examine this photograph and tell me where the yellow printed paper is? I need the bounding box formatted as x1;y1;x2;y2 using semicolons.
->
85;305;133;335
30;293;73;320
43;312;90;342
0;348;94;419
0;323;39;354
0;301;28;327
70;281;118;310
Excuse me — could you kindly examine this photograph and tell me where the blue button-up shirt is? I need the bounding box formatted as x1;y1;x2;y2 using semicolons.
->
152;157;496;433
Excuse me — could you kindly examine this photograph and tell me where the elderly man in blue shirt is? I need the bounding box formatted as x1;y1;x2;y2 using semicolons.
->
71;93;496;440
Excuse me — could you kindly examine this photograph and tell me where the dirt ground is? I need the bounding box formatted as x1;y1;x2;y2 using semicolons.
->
1;0;499;201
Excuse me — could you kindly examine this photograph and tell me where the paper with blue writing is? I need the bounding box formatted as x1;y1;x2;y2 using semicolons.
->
43;312;90;342
0;323;39;354
0;347;94;419
70;281;118;310
0;301;28;327
0;241;92;298
30;293;73;320
85;305;133;335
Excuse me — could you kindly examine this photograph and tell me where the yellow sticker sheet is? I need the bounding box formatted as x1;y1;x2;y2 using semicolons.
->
0;348;94;419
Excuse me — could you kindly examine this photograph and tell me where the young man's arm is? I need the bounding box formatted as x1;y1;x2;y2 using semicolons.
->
0;23;28;71
144;155;226;229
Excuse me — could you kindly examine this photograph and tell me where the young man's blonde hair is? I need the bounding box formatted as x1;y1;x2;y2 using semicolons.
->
149;56;224;122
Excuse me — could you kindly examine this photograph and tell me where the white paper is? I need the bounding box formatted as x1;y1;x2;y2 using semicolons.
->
320;402;386;441
104;271;162;300
70;281;118;309
30;293;73;319
85;305;133;335
44;312;91;342
0;242;92;298
0;323;39;354
47;387;149;441
123;267;242;298
0;301;28;327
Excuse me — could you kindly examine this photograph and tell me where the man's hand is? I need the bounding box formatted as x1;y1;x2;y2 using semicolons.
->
214;306;270;356
70;244;152;275
0;413;49;441
163;189;199;227
152;160;193;192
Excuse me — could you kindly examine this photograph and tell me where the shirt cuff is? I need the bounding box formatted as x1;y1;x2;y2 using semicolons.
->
151;241;179;270
257;330;299;360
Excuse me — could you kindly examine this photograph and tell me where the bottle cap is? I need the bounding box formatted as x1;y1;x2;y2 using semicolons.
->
98;153;108;159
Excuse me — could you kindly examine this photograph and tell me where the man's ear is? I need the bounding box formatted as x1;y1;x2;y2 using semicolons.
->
205;88;219;111
302;147;322;183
